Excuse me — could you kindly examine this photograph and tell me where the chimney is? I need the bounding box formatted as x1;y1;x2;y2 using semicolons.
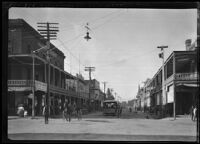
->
185;39;192;51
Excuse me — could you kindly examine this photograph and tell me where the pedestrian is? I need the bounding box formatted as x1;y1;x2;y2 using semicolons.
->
73;102;77;117
190;106;194;121
67;103;72;122
63;105;68;121
43;105;49;124
17;104;24;117
117;105;120;118
76;105;82;120
193;106;197;121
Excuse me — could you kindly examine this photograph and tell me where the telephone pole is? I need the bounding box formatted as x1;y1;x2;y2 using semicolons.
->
85;66;95;112
102;82;107;100
36;22;59;118
157;45;168;118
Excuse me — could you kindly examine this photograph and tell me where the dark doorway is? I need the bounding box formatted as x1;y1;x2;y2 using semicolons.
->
176;92;193;115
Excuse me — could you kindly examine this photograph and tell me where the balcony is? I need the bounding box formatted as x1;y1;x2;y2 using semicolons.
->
8;80;47;92
175;72;198;81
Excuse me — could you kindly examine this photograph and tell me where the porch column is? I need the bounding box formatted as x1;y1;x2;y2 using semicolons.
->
32;53;35;118
53;67;55;86
173;53;176;120
52;93;55;115
59;71;61;88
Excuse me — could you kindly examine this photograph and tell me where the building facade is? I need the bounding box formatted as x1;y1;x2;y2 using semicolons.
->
8;19;101;116
135;39;198;118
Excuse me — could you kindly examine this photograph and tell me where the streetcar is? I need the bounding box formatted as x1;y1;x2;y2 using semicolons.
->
103;100;120;116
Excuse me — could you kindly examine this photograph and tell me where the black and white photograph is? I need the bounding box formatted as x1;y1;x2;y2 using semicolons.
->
3;2;199;142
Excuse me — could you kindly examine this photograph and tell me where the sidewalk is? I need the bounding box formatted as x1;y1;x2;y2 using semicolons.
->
8;111;102;120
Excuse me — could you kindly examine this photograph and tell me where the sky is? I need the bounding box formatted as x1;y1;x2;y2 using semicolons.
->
9;8;197;101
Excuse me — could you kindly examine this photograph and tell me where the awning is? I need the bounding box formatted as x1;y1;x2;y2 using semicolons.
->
8;87;32;91
177;83;199;87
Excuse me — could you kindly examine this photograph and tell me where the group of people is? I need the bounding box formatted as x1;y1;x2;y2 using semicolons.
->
62;102;82;122
17;104;28;117
42;102;83;124
190;105;198;122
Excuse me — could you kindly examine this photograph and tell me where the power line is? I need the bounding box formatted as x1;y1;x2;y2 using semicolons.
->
57;38;87;68
89;9;122;24
91;10;124;31
99;49;158;67
10;57;41;66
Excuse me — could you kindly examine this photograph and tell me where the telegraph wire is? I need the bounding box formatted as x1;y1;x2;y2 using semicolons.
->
91;10;125;31
10;57;41;66
98;49;158;67
57;37;87;67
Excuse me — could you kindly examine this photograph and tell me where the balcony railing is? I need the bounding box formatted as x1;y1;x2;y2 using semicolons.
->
8;80;47;92
175;72;198;80
8;80;90;99
8;80;33;86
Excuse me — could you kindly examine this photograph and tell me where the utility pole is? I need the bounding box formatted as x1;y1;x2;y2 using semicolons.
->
85;67;95;112
37;22;59;119
102;82;107;100
157;45;168;118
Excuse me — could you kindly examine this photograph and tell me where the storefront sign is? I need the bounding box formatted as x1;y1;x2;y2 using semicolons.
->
8;87;31;91
35;81;47;92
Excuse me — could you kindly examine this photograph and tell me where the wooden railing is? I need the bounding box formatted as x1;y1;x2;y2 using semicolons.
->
175;72;198;80
8;80;90;99
8;80;33;86
8;80;47;92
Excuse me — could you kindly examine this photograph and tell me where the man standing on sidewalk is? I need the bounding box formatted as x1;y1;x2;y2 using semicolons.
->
43;105;49;124
67;103;73;122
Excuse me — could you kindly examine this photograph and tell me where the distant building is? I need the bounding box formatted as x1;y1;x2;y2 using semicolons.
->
121;101;127;108
85;79;103;111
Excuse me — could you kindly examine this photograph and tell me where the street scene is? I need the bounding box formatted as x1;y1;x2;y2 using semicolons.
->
8;110;197;141
5;3;199;142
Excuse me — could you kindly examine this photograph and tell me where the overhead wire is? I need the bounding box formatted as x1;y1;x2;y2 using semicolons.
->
57;37;87;67
10;57;41;66
98;49;158;67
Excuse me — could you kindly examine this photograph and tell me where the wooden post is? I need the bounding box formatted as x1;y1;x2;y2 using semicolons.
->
32;52;35;118
173;52;176;120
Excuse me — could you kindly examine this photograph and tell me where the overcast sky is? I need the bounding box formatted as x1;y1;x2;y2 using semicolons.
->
9;8;197;101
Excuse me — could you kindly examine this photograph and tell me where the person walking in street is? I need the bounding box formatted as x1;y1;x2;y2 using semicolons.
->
190;106;194;121
67;103;72;122
63;104;68;121
43;105;49;124
73;102;77;117
76;105;82;120
117;105;120;118
193;106;197;121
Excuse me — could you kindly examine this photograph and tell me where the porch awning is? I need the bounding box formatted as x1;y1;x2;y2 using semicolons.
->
177;83;199;87
8;87;31;91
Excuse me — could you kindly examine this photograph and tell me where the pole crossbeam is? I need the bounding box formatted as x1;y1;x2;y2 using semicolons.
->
38;29;59;32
